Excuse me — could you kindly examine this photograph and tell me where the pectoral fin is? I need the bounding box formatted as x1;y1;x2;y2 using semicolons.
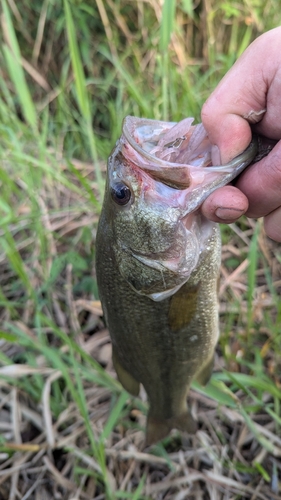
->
196;354;214;386
146;411;197;446
112;347;140;396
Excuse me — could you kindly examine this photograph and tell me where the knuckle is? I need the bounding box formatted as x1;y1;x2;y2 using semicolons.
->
266;151;281;180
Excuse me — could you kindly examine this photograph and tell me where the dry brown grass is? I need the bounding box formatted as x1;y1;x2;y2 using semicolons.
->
0;154;280;499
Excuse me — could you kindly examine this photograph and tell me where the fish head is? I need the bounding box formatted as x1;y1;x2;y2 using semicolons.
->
106;140;208;301
105;116;258;301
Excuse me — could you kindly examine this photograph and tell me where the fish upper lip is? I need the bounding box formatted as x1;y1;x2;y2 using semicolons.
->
122;124;259;194
123;115;258;170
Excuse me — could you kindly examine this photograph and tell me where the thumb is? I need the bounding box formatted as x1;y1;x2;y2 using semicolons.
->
202;110;253;163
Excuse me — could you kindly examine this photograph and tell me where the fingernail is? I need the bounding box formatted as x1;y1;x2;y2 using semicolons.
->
215;207;245;220
211;145;221;166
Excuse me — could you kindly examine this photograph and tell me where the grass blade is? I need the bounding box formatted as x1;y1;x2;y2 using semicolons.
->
63;0;89;120
160;0;176;52
247;222;260;327
63;0;103;194
100;391;128;442
1;0;37;130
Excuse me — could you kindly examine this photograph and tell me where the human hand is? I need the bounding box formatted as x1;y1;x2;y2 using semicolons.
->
201;27;281;242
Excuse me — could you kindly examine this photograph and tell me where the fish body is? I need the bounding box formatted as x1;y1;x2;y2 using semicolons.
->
96;116;259;444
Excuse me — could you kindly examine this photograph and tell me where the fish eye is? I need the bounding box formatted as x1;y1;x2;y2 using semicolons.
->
110;182;132;206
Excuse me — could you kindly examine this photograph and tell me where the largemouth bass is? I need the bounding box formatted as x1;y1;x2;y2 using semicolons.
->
96;116;266;445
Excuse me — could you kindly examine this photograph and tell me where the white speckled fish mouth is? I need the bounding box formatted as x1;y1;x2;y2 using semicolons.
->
121;116;259;201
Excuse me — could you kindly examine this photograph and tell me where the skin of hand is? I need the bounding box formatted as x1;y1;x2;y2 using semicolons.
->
201;26;281;242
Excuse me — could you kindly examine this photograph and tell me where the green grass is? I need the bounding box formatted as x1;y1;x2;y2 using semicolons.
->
0;0;281;498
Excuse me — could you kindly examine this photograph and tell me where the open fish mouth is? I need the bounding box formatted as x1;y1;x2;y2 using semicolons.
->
110;116;276;302
121;116;259;208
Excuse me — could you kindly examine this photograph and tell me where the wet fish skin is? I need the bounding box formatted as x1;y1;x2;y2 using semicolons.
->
96;209;220;444
95;116;267;445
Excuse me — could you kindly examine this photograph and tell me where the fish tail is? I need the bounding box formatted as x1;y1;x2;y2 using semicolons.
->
145;411;197;446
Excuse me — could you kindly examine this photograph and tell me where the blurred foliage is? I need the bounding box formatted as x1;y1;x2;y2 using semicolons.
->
0;0;280;159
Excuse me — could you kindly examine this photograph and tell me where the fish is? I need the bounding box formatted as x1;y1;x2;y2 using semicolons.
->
95;116;270;445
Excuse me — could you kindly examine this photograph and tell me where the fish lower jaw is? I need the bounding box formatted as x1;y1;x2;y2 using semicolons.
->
128;253;197;300
127;279;187;301
132;251;198;275
123;249;200;300
147;282;184;301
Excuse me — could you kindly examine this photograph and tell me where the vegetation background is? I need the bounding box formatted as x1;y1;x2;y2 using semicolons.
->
0;0;281;498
